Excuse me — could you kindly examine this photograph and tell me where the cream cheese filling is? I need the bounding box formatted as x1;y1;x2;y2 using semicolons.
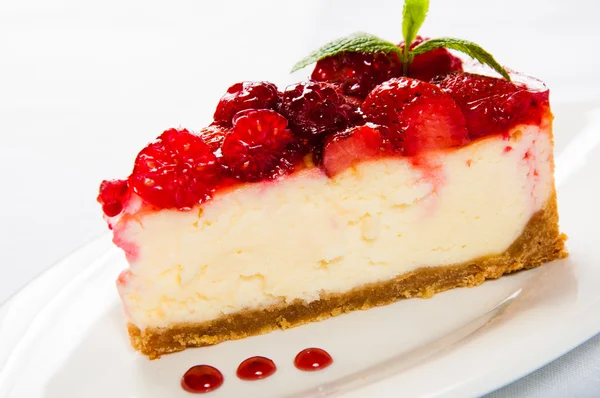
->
116;124;554;328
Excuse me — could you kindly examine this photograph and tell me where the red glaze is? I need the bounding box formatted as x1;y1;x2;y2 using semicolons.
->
99;48;549;217
399;36;463;82
311;51;402;98
399;94;469;156
181;365;224;394
221;109;296;182
438;72;549;139
278;81;361;138
213;81;280;126
198;124;229;152
294;348;333;371
129;128;220;210
363;77;468;155
97;179;129;217
322;125;390;177
236;356;277;380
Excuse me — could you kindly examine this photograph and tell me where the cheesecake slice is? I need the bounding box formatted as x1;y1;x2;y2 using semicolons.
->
98;33;566;358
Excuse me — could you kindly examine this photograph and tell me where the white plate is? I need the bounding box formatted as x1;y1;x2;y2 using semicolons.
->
1;101;599;398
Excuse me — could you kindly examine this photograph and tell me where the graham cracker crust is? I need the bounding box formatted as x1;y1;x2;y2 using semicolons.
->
128;193;567;359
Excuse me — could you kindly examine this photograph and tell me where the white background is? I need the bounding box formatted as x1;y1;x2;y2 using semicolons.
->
1;0;599;396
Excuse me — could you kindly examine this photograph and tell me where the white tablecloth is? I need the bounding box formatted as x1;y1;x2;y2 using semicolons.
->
487;333;600;397
2;0;599;396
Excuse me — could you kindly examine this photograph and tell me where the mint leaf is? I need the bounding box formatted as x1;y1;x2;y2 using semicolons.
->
291;32;401;73
401;0;429;74
412;37;511;80
402;0;430;51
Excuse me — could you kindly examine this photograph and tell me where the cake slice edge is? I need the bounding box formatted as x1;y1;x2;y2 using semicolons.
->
128;191;566;359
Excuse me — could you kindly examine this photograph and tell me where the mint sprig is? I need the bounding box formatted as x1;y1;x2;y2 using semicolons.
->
412;38;510;80
291;0;511;81
401;0;429;73
291;32;401;73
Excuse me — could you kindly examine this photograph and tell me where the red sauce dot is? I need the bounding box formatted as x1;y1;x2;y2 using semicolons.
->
236;356;277;380
181;365;223;394
294;348;333;371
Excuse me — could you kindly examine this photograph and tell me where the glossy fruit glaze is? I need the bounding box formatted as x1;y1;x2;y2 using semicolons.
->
399;36;463;82
98;39;550;217
180;350;330;393
311;36;462;98
236;356;277;380
181;365;224;394
293;348;334;371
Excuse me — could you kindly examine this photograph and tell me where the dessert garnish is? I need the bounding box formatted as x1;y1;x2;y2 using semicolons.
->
102;0;566;362
236;356;277;381
181;365;224;394
292;0;510;82
294;348;334;371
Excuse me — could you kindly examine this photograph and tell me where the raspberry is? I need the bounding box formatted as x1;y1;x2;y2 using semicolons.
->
213;81;280;126
322;125;389;177
97;179;129;217
278;81;361;138
221;109;295;181
363;77;468;155
130;128;219;209
198;124;229;152
398;36;463;82
311;51;402;98
438;72;550;138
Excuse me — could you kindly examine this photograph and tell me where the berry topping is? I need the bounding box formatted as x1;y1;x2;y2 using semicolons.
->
130;128;219;209
311;51;402;98
198;124;229;152
278;81;361;138
399;36;463;82
438;72;550;139
322;125;388;177
221;109;295;181
97;179;129;217
399;95;469;155
363;77;469;155
213;81;280;126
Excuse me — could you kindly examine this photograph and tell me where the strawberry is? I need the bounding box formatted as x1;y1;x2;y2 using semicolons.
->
221;109;296;181
363;77;469;155
130;128;219;209
438;72;550;138
213;81;280;126
399;96;469;155
322;125;388;176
